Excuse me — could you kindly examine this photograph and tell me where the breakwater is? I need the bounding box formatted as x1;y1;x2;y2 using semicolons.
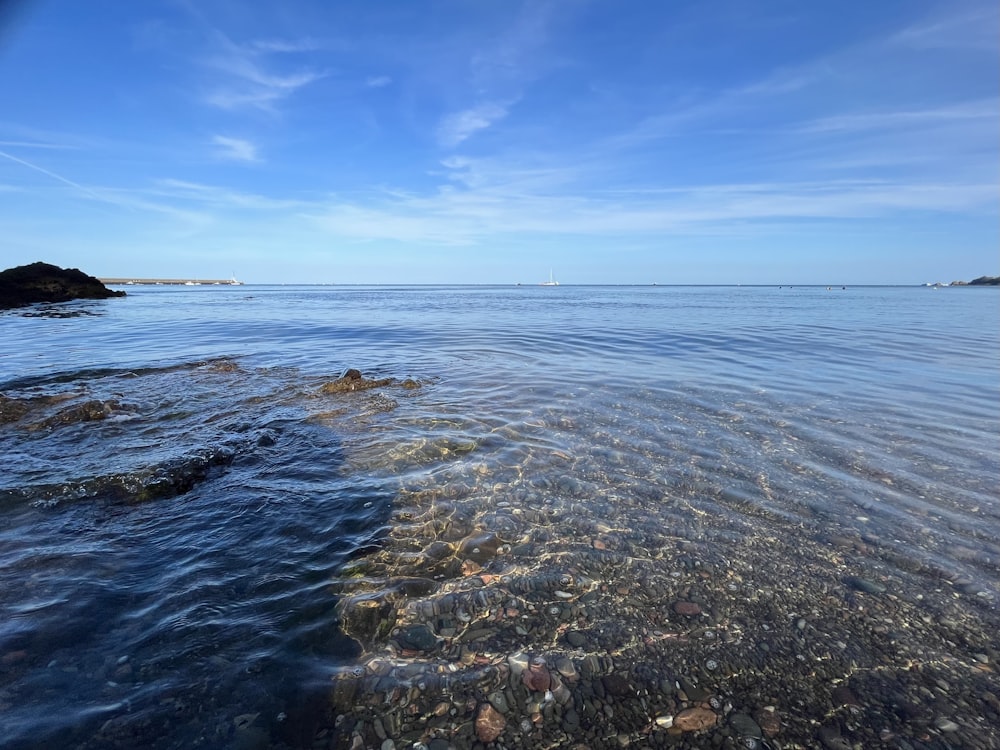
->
99;277;243;285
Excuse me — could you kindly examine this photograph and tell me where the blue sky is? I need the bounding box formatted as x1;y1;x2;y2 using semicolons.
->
1;0;997;284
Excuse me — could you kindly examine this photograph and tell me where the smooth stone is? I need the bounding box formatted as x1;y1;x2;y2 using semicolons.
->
555;657;578;680
673;600;702;616
602;673;634;696
845;576;886;594
729;713;762;738
394;624;437;651
674;707;717;732
488;691;510;714
831;686;861;707
475;703;506;743
562;708;581;730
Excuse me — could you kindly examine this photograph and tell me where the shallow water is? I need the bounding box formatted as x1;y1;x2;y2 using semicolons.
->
1;285;998;749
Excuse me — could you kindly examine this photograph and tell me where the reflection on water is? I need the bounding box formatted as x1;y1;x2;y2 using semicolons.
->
0;286;998;748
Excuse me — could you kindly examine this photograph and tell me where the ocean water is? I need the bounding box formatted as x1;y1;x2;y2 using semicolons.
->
1;284;998;750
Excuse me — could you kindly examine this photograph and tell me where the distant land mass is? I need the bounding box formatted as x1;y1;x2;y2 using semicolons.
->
939;276;1000;287
0;261;126;309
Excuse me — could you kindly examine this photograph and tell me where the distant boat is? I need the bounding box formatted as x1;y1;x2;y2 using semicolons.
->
228;274;243;286
540;269;559;286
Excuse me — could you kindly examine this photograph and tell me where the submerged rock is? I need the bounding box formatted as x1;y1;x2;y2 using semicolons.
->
674;706;718;731
29;399;123;431
475;702;505;742
319;368;422;395
0;261;126;309
320;369;394;393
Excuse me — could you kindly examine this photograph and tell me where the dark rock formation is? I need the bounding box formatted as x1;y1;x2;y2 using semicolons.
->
0;261;126;309
968;275;1000;286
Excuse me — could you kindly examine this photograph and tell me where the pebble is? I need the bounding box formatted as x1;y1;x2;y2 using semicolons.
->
393;624;437;652
754;706;781;738
563;708;581;730
935;717;960;732
845;576;886;594
673;600;702;616
488;690;510;714
556;657;578;680
674;707;717;731
602;673;634;696
729;713;762;738
476;702;506;743
831;685;860;707
523;662;551;692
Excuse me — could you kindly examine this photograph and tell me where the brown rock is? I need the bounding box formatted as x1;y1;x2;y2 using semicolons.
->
674;707;717;732
673;600;702;616
319;369;393;394
831;685;861;707
461;559;483;576
476;702;506;743
522;659;552;692
755;706;781;738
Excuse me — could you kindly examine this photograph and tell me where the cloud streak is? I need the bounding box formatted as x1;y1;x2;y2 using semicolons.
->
203;48;327;111
211;135;259;162
306;177;996;246
0;149;111;203
792;99;1000;134
437;102;511;147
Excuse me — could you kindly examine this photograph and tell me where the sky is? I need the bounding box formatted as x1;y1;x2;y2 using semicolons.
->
0;0;997;285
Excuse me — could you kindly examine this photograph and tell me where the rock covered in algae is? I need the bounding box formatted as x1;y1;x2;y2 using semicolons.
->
319;368;421;394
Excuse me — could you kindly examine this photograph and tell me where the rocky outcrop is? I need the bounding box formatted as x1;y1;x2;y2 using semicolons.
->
968;275;1000;286
320;368;421;394
0;261;126;309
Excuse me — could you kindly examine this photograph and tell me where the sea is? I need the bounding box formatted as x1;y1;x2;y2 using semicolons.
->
1;284;998;750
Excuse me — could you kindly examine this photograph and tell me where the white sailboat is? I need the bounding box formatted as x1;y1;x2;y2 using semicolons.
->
540;269;559;286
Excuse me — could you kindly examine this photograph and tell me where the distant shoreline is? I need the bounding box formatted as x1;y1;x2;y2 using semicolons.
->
98;280;999;288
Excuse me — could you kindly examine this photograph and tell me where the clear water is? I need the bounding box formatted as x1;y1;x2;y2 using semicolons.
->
1;284;998;748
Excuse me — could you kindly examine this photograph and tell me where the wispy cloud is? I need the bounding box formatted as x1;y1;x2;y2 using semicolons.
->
191;21;327;113
211;135;259;162
365;75;391;88
305;174;996;247
148;178;306;211
0;140;77;150
889;6;1000;51
433;3;556;148
203;48;326;111
437;102;511;147
249;37;324;54
794;100;999;134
